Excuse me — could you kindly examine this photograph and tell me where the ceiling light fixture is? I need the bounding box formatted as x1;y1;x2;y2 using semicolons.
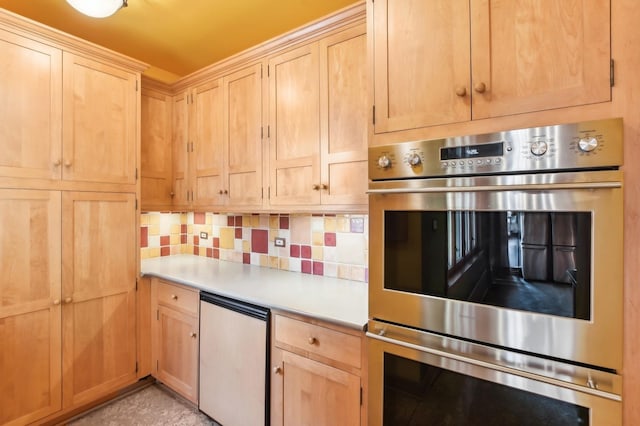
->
66;0;128;18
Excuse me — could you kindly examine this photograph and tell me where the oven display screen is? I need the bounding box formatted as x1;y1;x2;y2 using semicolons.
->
440;141;504;160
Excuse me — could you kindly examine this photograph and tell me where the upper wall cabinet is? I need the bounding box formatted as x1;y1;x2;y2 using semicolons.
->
269;24;368;209
372;0;611;134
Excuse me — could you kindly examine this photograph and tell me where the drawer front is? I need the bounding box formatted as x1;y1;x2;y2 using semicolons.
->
156;280;198;315
275;315;361;369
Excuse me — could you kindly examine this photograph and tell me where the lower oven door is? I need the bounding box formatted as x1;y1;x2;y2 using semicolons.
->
367;320;622;426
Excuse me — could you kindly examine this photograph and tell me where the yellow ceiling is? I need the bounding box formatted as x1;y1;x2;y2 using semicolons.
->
0;0;357;82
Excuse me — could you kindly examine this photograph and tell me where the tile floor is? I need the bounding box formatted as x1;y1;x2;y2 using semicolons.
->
68;384;219;426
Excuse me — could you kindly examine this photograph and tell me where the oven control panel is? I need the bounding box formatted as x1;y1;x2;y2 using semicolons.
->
369;118;623;180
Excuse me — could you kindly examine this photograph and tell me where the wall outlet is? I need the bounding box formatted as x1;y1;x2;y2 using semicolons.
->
274;237;286;247
200;231;209;239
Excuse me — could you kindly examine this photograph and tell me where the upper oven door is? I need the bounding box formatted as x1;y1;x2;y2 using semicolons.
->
368;170;623;371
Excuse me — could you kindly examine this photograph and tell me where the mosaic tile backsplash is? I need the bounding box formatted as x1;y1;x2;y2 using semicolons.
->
141;212;369;282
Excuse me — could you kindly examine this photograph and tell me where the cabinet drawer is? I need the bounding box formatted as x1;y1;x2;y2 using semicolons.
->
274;315;361;369
156;280;198;315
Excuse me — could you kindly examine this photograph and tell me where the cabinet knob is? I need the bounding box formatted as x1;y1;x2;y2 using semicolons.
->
224;190;228;195
52;299;61;306
308;336;317;345
64;297;73;304
64;161;72;167
312;184;320;191
455;87;467;97
190;332;197;338
53;159;62;167
171;294;178;300
474;82;487;93
321;184;328;190
273;366;282;375
219;190;224;195
170;191;175;197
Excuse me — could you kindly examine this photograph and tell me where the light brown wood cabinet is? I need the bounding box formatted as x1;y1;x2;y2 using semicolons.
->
268;24;368;209
151;278;200;403
372;0;611;134
141;80;174;210
271;312;366;426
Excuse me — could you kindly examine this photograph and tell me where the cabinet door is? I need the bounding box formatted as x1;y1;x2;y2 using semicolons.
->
155;306;199;403
225;63;264;208
470;0;611;119
62;53;137;185
280;351;360;426
0;29;62;181
269;44;321;206
192;79;225;207
141;87;173;209
61;192;137;408
172;91;190;208
372;0;470;133
320;25;368;206
0;190;62;426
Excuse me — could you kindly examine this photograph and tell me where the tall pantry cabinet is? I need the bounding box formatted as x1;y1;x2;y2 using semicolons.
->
0;9;146;426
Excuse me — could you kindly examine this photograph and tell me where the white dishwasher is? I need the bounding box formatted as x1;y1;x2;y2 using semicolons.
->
199;292;270;426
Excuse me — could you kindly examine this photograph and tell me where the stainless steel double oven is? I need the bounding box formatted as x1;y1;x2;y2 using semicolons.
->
367;118;623;424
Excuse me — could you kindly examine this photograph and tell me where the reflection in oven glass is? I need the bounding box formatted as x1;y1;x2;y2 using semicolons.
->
383;353;589;425
384;211;591;319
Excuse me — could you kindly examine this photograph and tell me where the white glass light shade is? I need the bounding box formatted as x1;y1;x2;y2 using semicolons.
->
66;0;127;18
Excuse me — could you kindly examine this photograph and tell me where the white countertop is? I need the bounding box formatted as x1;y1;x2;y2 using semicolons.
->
141;255;368;330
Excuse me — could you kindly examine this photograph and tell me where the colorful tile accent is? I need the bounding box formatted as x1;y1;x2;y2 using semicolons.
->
140;212;369;282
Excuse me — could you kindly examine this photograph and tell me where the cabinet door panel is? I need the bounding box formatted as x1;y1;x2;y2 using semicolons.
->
0;189;61;425
141;88;173;209
269;44;320;205
172;92;190;207
320;25;368;205
0;29;62;180
282;351;360;426
61;192;136;407
470;0;611;119
225;63;263;208
62;53;137;185
373;0;470;132
193;80;224;207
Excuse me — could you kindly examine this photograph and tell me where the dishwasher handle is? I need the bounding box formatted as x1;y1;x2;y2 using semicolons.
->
200;291;270;321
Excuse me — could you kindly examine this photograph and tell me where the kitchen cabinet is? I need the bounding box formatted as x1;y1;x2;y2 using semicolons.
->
271;312;365;426
141;80;173;210
371;0;611;133
0;190;138;425
268;24;367;209
151;278;200;403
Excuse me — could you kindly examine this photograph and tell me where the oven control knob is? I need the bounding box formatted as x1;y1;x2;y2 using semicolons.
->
530;140;548;156
377;155;392;169
407;152;422;167
578;137;598;152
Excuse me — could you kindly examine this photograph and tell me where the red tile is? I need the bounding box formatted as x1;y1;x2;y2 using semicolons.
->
235;216;243;226
290;244;300;258
251;229;268;254
227;216;235;226
181;234;187;244
207;248;213;258
324;232;336;247
141;227;148;248
213;237;220;248
193;246;198;255
160;235;170;246
313;261;324;276
194;212;206;224
213;249;220;259
301;245;312;259
193;235;199;245
243;253;250;264
301;260;312;274
161;247;170;256
280;216;289;230
181;224;187;234
235;227;242;239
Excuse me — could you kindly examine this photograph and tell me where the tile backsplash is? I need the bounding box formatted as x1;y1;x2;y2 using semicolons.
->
141;212;369;282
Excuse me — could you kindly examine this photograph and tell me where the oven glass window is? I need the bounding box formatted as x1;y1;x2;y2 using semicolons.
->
383;353;589;425
384;211;591;319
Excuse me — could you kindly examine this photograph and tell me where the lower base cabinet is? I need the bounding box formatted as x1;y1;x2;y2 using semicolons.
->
151;278;200;403
271;311;366;425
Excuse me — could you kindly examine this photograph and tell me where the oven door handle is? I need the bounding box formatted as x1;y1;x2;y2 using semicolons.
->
367;181;621;194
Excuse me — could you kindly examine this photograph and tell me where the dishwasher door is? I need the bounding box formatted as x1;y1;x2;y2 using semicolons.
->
199;292;270;426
